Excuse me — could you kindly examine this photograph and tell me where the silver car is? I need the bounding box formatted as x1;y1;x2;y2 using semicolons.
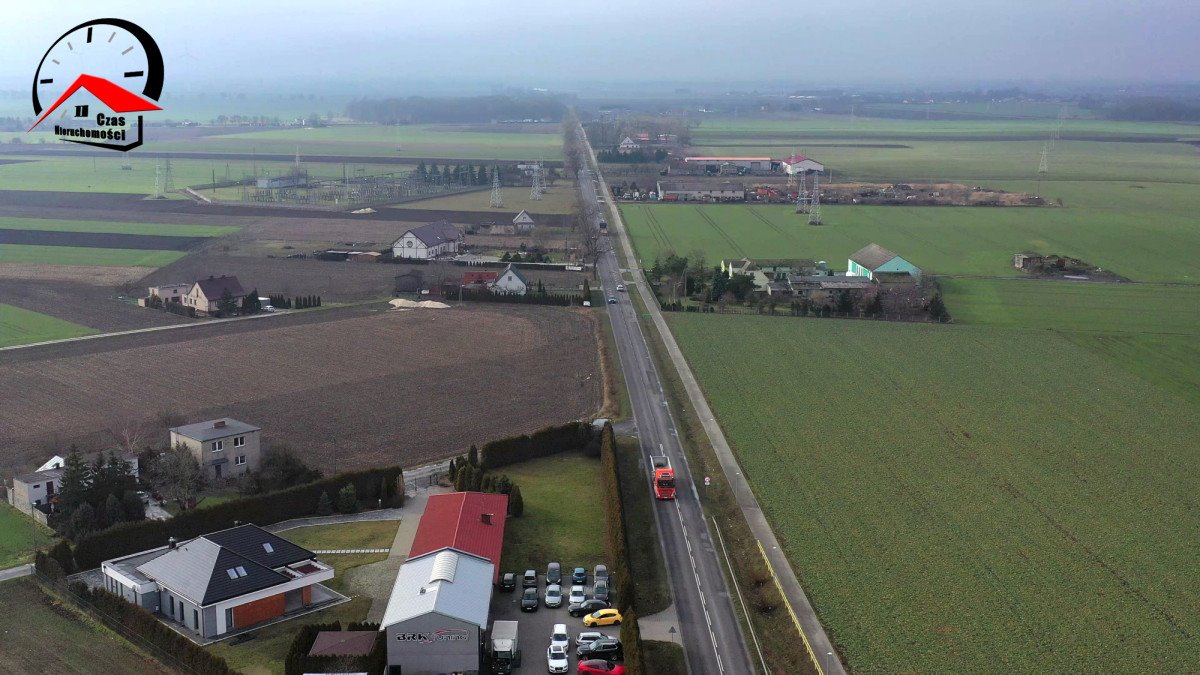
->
545;584;563;608
568;585;586;605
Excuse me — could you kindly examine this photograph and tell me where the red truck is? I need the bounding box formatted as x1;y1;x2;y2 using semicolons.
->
651;455;676;500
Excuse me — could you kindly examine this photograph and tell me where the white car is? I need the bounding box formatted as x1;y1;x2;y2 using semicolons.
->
576;630;608;647
550;623;570;650
568;585;586;605
547;644;569;673
616;284;625;292
545;584;563;608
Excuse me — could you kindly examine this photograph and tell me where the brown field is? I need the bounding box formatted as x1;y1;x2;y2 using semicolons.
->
0;279;193;332
0;304;602;477
0;262;156;285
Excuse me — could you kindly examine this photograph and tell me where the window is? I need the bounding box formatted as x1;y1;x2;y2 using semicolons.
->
225;608;233;630
169;596;175;615
262;542;274;554
32;484;40;489
235;455;246;466
235;566;247;577
226;569;238;580
212;440;223;452
193;609;199;630
233;436;245;448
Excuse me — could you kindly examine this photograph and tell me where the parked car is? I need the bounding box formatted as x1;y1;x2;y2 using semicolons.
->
593;565;608;584
607;296;617;304
547;562;562;585
547;644;569;673
499;572;517;591
572;567;588;584
578;637;623;661
569;599;609;617
583;608;623;627
545;584;563;608
522;569;538;588
551;623;570;651
592;579;610;603
578;660;625;675
575;631;609;647
521;587;539;612
568;585;586;605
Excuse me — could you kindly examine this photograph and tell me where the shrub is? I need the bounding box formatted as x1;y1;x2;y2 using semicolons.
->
508;485;524;517
315;491;334;516
336;484;359;514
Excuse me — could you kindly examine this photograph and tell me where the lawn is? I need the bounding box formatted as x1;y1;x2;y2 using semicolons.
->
0;303;96;348
279;520;399;552
391;184;577;215
0;502;57;567
0;578;169;673
0;244;186;268
498;452;606;575
0;216;237;238
666;313;1200;672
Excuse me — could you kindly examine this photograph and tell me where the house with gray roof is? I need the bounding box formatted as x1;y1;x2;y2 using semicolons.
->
490;264;529;295
101;524;335;640
182;275;246;316
391;221;464;260
169;418;262;482
847;243;921;280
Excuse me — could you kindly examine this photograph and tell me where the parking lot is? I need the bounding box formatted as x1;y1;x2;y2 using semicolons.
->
490;569;618;673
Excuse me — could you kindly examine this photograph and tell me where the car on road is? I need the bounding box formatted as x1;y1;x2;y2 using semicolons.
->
499;572;517;591
521;587;539;612
577;637;623;661
572;567;588;584
568;585;586;605
607;296;617;304
545;584;563;608
568;598;608;617
592;579;610;603
578;659;625;674
551;623;570;650
583;608;623;627
523;569;538;588
547;644;569;673
547;562;562;585
575;630;609;647
615;284;625;292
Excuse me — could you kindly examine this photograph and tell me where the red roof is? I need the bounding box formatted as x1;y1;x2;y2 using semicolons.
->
29;74;162;131
409;492;508;582
781;154;811;164
463;271;499;285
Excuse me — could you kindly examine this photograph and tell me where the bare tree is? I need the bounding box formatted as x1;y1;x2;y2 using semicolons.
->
107;420;151;458
151;443;207;510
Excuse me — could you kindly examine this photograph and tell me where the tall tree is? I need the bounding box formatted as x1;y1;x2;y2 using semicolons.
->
57;447;92;514
508;485;524;517
217;289;239;317
152;443;207;511
241;290;262;315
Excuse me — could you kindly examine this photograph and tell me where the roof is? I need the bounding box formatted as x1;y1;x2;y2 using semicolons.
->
381;548;494;629
308;631;378;657
683;156;772;162
463;271;499;284
133;524;315;606
497;264;529;286
400;221;462;247
780;154;815;164
193;275;245;301
658;181;745;192
36;455;65;472
15;466;64;485
849;243;900;271
409;492;508;582
512;209;535;224
170;418;261;443
29;74;161;131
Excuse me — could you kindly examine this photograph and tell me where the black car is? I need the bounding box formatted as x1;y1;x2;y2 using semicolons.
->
499;572;516;591
568;598;609;617
521;569;538;588
520;587;539;612
578;637;623;661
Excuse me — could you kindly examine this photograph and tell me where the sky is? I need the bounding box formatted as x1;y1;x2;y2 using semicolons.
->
1;0;1198;95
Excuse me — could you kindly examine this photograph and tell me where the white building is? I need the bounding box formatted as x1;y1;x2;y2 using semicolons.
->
491;264;529;295
391;222;464;260
617;136;640;154
779;153;825;175
512;209;535;234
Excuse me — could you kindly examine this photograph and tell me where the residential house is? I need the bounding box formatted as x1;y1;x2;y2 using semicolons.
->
101;524;335;640
182;276;246;316
148;282;191;304
847;243;922;280
6;466;64;521
491;264;529;295
169;418;262;482
391;222;464;260
512;209;536;233
722;258;830;292
462;270;499;287
617;136;640;154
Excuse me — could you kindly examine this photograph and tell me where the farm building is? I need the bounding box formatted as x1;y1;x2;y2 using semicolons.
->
394;271;426;294
657;180;746;202
169;418;262;482
6;465;64;521
682;156;773;174
491;264;529;295
408;491;509;582
513;209;536;233
847;243;922;280
391;221;464;260
618;136;640;154
462;270;499;287
182;275;246;315
722;258;831;291
778;153;825;175
348;251;381;263
1013;253;1045;270
101;524;335;640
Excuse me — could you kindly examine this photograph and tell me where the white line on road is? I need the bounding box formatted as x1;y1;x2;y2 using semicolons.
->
675;499;725;674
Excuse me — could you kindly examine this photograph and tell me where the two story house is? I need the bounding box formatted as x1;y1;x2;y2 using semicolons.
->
169;418;262;481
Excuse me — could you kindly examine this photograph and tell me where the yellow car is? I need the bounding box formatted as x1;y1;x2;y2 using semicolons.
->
583;608;623;627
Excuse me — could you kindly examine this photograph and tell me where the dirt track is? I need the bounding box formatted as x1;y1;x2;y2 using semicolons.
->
0;304;602;477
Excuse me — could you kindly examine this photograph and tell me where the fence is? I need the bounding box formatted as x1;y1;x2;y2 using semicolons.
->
660;301;943;323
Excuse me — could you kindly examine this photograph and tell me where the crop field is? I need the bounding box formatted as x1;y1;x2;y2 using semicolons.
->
666;313;1200;672
0;244;186;268
0;155;303;194
0;302;96;347
390;184;578;215
154;124;564;160
0;216;237;237
0;305;601;479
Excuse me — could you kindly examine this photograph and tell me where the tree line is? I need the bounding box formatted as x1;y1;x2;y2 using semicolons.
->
346;95;566;124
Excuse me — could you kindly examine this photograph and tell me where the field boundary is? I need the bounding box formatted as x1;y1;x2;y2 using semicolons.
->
758;539;824;674
0;309;284;352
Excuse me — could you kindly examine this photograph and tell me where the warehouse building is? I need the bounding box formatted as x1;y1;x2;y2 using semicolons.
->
778;153;825;175
657;180;746;202
847;243;922;280
408;492;509;583
682;156;774;174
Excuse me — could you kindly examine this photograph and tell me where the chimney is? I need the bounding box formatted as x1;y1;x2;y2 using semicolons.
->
214;420;226;428
481;513;493;525
233;520;242;527
168;537;177;550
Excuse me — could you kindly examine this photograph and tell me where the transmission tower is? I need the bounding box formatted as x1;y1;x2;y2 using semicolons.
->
794;172;810;214
163;158;175;194
529;161;544;201
490;166;504;208
808;172;822;225
153;158;164;199
1037;142;1049;198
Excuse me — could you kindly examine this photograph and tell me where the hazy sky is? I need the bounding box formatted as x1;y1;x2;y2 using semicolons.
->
2;0;1198;93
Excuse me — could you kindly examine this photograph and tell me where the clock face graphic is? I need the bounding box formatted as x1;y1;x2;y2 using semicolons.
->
29;18;164;151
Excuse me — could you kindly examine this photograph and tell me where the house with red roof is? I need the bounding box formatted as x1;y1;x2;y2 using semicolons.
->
408;491;508;583
462;270;499;286
779;153;825;175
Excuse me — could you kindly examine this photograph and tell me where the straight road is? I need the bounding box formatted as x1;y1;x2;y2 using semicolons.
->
576;167;755;672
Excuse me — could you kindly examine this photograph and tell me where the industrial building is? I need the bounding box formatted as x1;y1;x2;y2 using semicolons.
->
657;180;746;201
847;243;922;280
682;156;773;174
778;153;826;175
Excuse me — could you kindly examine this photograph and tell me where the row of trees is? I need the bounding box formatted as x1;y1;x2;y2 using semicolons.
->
499;250;551;263
51;449;144;541
478;421;598;469
346;94;566;124
415;162;492;186
596;422;646;675
596;147;669;163
446;446;524;517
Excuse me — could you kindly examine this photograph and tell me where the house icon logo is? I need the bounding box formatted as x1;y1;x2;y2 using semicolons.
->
28;18;164;152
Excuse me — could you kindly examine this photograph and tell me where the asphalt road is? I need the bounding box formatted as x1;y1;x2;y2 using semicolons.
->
576;162;755;675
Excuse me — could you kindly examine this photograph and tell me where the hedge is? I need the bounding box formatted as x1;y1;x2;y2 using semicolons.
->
459;287;584;307
72;465;404;569
479;421;596;470
598;421;645;670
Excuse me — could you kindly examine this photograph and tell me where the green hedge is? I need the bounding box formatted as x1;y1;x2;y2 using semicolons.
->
72;465;404;569
598;421;644;672
480;421;596;469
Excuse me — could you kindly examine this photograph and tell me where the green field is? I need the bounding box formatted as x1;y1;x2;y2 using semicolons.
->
0;155;309;194
391;184;577;215
0;578;169;673
499;452;606;574
0;216;238;237
667;313;1200;672
0;303;96;348
154;124;563;160
0;502;57;567
0;245;186;268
